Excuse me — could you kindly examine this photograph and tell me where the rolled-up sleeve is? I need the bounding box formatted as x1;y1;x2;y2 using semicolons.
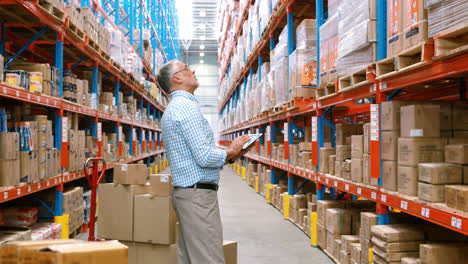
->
178;112;227;168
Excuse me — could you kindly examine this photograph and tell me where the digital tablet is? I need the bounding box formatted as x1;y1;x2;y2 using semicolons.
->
242;134;263;150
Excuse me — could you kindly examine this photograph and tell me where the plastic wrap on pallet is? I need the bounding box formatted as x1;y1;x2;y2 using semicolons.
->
31;222;62;240
273;57;288;107
338;0;373;57
320;14;340;77
336;44;374;76
259;0;272;35
328;0;343;17
0;207;38;226
296;19;317;50
426;0;468;37
288;49;315;95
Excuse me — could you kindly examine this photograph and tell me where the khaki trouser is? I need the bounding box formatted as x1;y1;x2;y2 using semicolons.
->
172;187;225;264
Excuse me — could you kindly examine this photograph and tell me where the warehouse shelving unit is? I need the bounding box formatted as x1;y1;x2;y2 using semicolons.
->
0;0;177;222
218;0;468;237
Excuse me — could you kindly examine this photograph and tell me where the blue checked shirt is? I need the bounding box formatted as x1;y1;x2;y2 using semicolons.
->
161;90;227;187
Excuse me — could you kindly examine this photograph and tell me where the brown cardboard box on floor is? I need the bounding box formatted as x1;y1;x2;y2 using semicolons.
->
382;161;398;191
22;241;128;264
350;243;361;263
134;195;176;245
317;223;327;249
400;105;440;137
401;257;420;264
317;200;347;225
340;249;351;264
341;235;360;254
97;183;149;241
351;135;364;158
326;231;341;255
334;239;342;260
114;163;148;185
398;165;418;196
132;242;177;264
373;246;419;262
371;236;422;252
360;238;372;264
418;163;462;184
360;212;378;240
371;224;425;242
382;131;400;160
351;158;363;183
326;208;354;235
223;241;238;264
0;239;81;263
444;144;468;164
419;243;468;264
149;174;173;196
398;138;444;166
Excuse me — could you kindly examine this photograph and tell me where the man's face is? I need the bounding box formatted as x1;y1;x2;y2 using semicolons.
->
172;61;199;90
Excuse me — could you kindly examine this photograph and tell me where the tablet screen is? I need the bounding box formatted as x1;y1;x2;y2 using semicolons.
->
242;134;263;150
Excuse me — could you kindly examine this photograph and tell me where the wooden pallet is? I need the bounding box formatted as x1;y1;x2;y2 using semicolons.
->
376;56;397;79
433;21;468;60
66;20;85;42
100;50;111;63
338;65;375;92
396;40;434;73
317;81;337;99
37;0;65;24
69;224;83;238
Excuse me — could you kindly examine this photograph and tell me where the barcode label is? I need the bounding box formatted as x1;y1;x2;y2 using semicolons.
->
345;184;349;191
357;188;362;195
371;192;377;200
451;217;462;229
381;194;387;203
421;208;430;218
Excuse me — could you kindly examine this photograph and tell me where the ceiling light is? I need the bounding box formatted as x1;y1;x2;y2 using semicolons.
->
200;53;205;57
200;10;206;17
200;44;205;49
200;60;204;64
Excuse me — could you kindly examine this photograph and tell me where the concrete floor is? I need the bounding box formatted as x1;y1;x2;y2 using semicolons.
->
79;166;333;263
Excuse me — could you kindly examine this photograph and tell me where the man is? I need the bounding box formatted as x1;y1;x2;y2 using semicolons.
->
158;60;252;263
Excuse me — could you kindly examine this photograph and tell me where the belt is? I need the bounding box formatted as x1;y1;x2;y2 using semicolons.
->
176;182;219;191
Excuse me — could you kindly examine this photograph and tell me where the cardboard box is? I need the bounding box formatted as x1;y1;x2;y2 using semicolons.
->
224;241;238;264
129;242;177;264
387;0;404;57
317;223;327;249
382;161;398;191
381;101;412;131
0;159;20;187
341;235;360;254
334;239;342;260
363;123;370;154
464;166;468;184
340;250;351;264
452;101;468;130
418;163;462;184
336;124;363;145
21;241;128;264
360;212;378;240
0;226;32;244
419;243;468;264
327;231;341;255
398;165;418;196
114;164;148;185
134;195;176;245
97;183;149;241
444;144;468;164
350;243;361;263
382;131;400;160
418;182;446;202
0;239;81;263
398;138;444;166
371;224;425;242
360;238;372;264
351;135;364;158
326;208;354;235
400;105;440;137
329;155;336;174
371;236;422;253
362;154;371;184
336;145;351;161
445;185;468;212
373;246;419;262
317;200;347;225
402;0;428;50
351;158;363;183
320;147;336;173
299;142;312;151
0;132;19;159
148;174;173;196
401;257;420;264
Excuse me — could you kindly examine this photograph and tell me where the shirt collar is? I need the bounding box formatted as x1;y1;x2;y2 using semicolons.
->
170;90;198;102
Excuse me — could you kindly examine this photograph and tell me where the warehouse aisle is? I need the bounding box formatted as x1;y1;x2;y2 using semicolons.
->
217;166;332;264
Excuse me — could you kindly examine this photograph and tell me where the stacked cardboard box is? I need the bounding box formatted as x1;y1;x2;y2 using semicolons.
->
68;129;86;173
419;243;468;264
360;212;378;264
350;242;361;264
9;63;60;97
417;163;463;202
288;194;307;224
297;142;313;170
64;187;84;234
0;132;20;187
340;235;360;264
78;8;99;44
326;208;361;259
371;225;425;264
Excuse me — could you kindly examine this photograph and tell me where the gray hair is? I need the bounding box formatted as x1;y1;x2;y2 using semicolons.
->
157;60;176;93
